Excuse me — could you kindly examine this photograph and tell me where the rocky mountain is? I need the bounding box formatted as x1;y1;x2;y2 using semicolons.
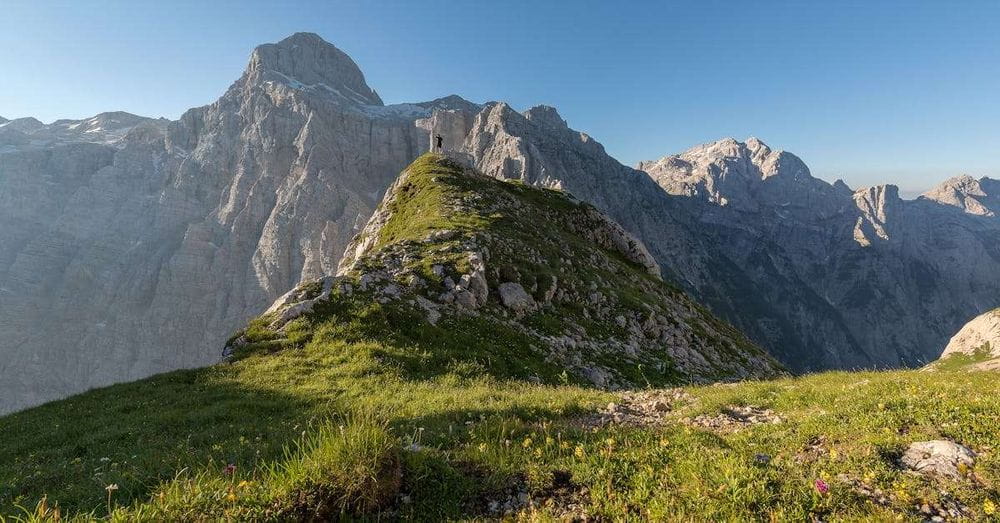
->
921;174;1000;217
638;139;1000;369
4;32;999;412
931;308;1000;370
240;153;784;385
0;33;471;413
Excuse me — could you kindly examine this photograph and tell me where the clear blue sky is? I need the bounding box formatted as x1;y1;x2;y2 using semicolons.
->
3;0;998;195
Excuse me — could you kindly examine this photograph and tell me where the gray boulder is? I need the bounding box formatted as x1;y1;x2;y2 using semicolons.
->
498;282;534;312
901;440;976;479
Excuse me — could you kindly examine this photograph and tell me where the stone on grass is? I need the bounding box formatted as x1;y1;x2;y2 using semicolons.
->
498;282;534;312
901;440;976;479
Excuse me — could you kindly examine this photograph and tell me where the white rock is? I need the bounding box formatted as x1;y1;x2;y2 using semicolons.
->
901;440;976;479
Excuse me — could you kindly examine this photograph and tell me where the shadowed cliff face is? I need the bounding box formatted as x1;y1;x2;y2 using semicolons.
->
638;139;1000;370
0;34;467;413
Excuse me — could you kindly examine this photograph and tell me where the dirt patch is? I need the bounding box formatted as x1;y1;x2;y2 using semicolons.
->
481;470;594;520
795;435;831;465
581;389;691;427
835;474;891;506
688;405;782;432
836;473;972;520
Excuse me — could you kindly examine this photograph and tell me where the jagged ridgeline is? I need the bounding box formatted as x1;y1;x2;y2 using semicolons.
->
229;153;784;385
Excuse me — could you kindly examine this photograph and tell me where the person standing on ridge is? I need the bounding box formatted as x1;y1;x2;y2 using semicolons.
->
435;134;443;152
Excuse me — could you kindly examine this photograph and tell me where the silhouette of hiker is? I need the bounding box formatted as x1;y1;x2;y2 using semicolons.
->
435;135;443;152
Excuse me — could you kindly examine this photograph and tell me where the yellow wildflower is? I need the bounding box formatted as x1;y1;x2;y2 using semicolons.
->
984;499;996;516
545;436;555;447
574;446;586;458
478;442;488;453
605;438;616;447
522;438;533;448
829;449;838;460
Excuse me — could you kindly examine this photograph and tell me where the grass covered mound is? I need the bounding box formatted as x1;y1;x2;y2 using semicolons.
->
1;155;998;520
326;153;784;385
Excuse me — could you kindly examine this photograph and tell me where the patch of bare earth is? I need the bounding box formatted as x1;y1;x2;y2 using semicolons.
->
687;405;782;432
483;470;595;521
580;389;692;427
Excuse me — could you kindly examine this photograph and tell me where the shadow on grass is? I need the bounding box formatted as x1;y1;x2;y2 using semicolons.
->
0;367;322;516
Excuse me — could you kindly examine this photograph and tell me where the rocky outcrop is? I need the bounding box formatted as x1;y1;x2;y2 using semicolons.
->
941;308;1000;359
497;282;534;312
930;308;1000;370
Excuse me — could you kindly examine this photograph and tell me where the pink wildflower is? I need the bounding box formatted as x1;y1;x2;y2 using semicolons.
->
814;478;829;495
223;463;236;475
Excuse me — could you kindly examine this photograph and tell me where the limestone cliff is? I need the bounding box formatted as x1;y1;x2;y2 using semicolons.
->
0;34;463;412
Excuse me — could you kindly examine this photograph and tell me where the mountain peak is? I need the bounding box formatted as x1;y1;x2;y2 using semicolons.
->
832;179;854;195
636;137;814;203
1;117;45;133
922;174;998;216
415;94;481;114
523;105;568;129
247;32;383;106
276;32;328;46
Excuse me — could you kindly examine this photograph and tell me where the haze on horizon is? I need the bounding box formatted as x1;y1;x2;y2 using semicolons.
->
2;0;998;196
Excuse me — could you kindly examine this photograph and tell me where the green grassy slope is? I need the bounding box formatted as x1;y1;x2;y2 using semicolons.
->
1;155;998;521
2;348;998;520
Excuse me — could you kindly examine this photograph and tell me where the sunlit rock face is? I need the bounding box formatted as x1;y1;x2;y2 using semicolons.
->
938;308;1000;369
0;33;474;413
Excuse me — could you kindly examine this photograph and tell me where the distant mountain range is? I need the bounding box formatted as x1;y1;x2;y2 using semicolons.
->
2;32;998;413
